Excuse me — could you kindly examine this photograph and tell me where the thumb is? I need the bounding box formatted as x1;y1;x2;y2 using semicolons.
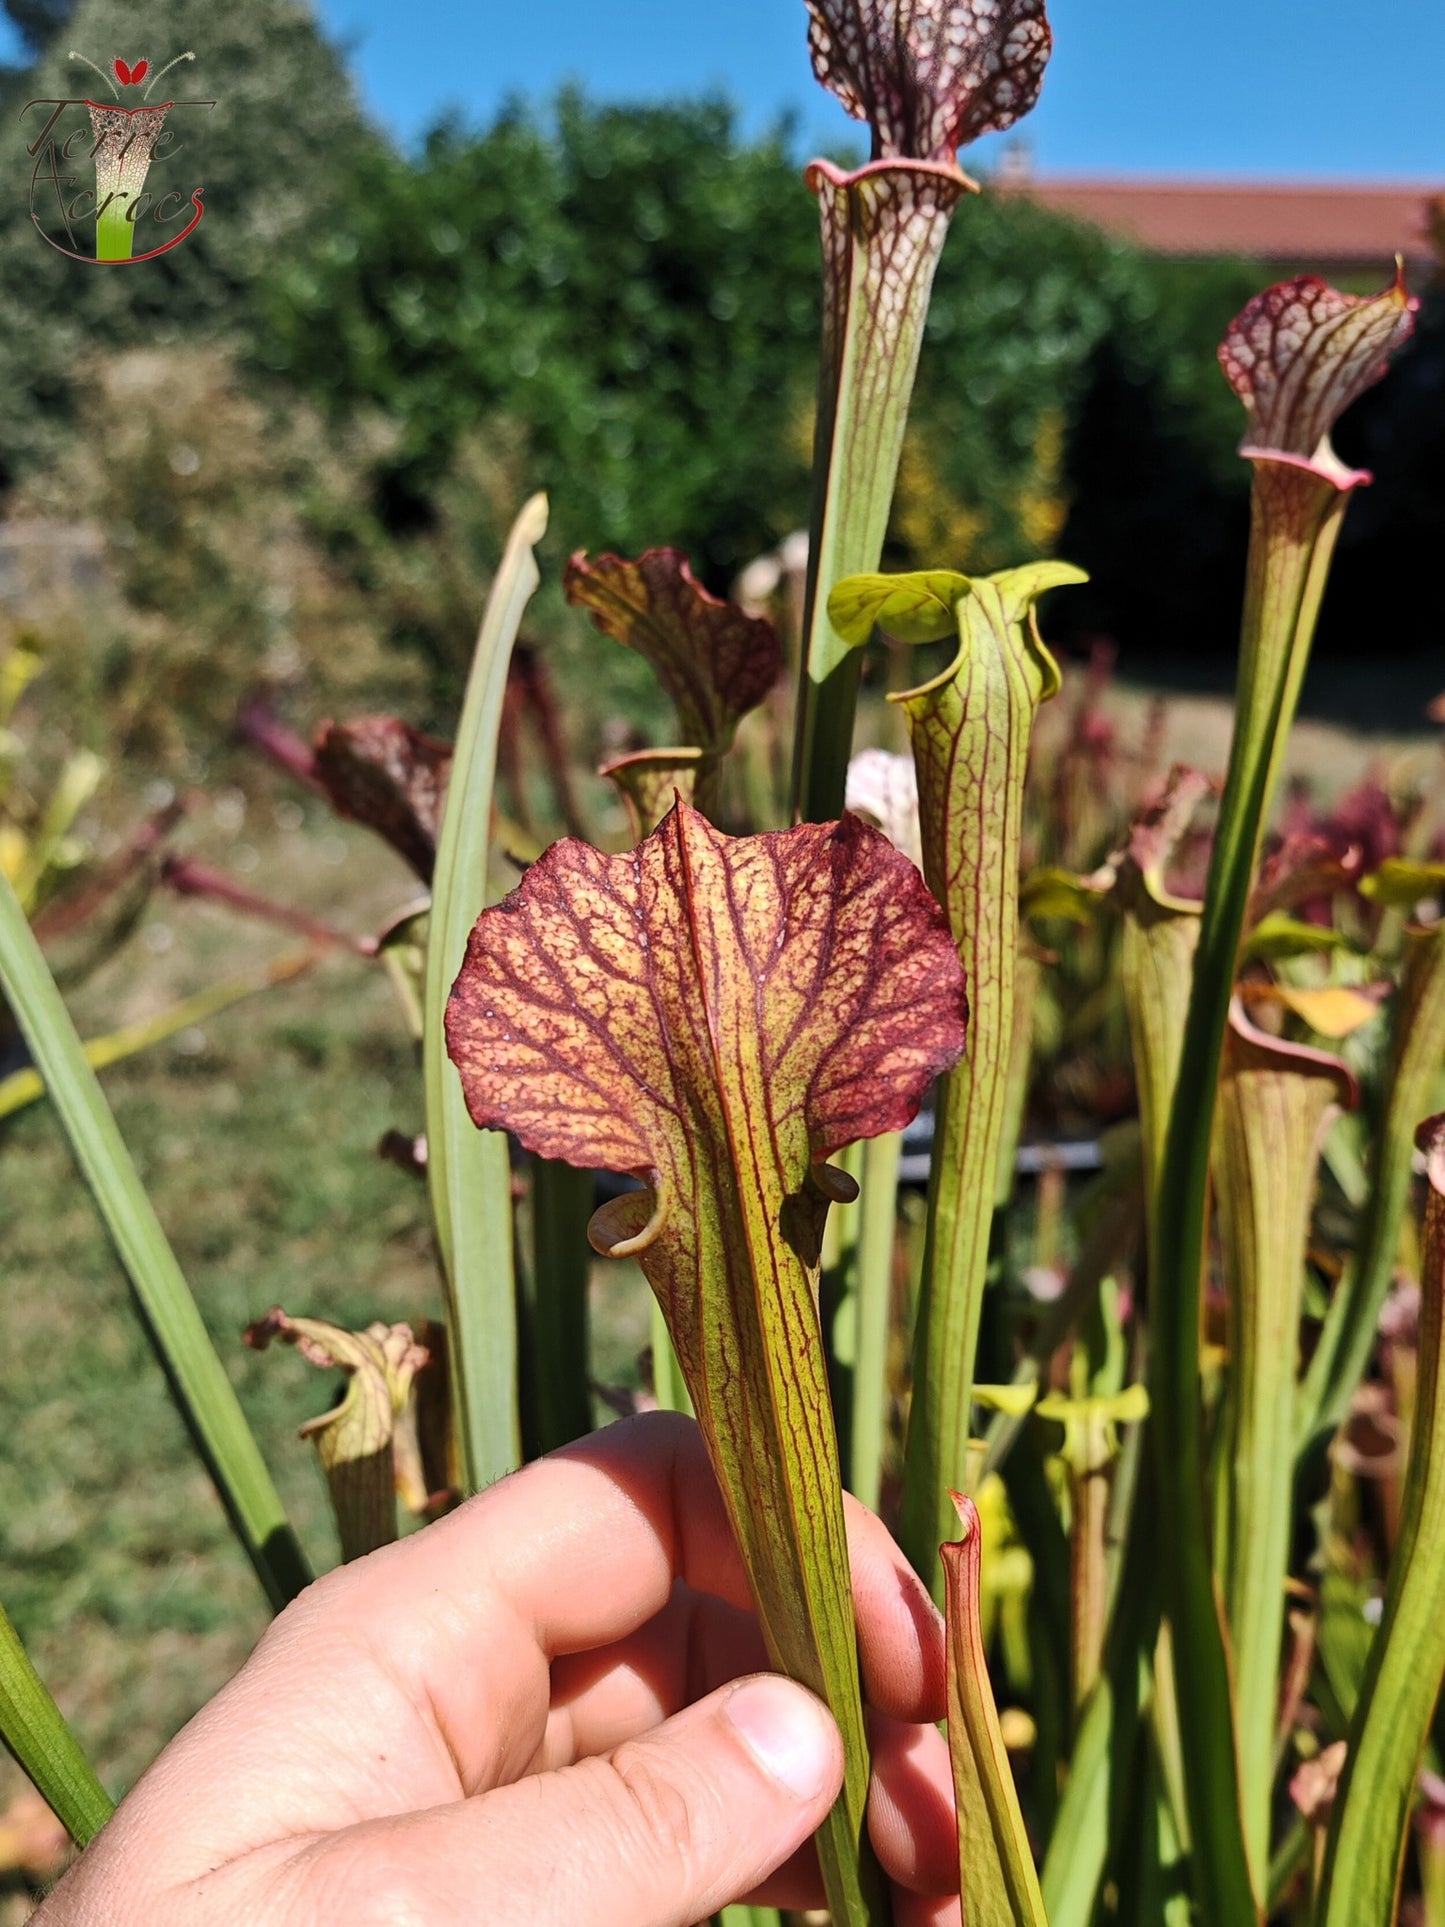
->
309;1674;844;1927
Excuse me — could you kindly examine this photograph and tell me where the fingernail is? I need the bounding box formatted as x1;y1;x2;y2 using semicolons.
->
724;1677;837;1801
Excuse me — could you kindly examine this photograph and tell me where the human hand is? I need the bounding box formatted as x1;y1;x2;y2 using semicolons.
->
42;1411;961;1925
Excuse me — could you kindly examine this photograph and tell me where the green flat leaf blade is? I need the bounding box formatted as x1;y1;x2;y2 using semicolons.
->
0;1604;113;1848
0;872;309;1610
423;492;548;1494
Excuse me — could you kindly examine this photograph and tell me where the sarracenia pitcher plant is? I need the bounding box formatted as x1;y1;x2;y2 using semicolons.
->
793;0;1054;819
9;4;1445;1923
826;562;1085;1588
445;800;967;1924
1144;268;1416;1916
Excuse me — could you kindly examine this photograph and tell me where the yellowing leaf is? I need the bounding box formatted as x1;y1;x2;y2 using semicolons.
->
11;750;103;914
598;745;704;842
827;569;971;647
0;827;25;886
245;1309;429;1563
447;800;966;1923
972;1382;1039;1418
1036;1381;1149;1447
1360;858;1445;911
0;635;42;732
1243;981;1388;1040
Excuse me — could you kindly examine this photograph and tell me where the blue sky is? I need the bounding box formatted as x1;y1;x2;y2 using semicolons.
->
2;2;1439;178
312;0;1444;179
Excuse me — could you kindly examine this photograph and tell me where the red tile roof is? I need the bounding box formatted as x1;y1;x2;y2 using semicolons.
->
993;177;1442;272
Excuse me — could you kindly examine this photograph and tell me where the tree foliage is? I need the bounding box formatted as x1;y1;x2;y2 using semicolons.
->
0;0;376;478
260;97;824;583
252;94;1281;677
0;23;1437;699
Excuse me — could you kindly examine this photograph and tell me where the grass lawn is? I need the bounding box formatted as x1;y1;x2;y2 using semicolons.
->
0;779;652;1896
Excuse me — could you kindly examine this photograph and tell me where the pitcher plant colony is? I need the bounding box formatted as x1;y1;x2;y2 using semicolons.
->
1;1;1441;1922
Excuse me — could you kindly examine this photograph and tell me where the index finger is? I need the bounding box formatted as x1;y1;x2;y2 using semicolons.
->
309;1411;764;1785
293;1411;938;1784
350;1412;942;1759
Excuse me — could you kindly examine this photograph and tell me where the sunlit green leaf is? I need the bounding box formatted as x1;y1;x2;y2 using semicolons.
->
1359;857;1445;910
423;492;548;1493
0;1604;112;1849
1240;910;1349;962
827;569;971;647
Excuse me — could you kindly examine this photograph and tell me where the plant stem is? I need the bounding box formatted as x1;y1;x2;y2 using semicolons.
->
526;1157;594;1453
1145;464;1349;1921
1317;1116;1445;1922
791;159;970;823
850;1130;902;1513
